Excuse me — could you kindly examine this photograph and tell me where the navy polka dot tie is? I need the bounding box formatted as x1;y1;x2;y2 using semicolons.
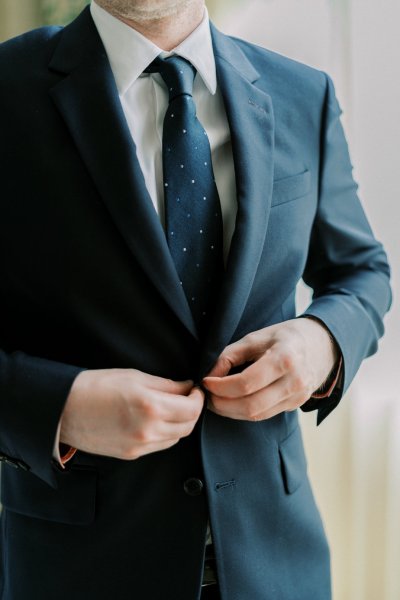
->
146;55;224;335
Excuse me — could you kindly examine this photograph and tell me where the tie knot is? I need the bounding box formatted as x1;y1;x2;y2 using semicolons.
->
146;55;196;100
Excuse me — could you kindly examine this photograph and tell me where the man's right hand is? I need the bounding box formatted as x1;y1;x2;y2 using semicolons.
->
59;369;204;460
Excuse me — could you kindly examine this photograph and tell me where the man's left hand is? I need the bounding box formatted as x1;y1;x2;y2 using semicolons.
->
203;318;339;421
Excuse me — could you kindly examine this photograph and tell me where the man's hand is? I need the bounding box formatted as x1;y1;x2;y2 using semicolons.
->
60;369;204;460
203;318;339;421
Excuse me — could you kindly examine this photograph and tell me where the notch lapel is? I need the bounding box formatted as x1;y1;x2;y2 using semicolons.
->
200;26;275;375
48;8;197;339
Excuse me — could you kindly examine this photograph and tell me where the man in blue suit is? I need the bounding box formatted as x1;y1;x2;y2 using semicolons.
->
0;0;391;598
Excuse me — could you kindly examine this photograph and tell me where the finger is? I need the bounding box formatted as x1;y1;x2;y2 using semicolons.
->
206;354;234;378
131;399;203;447
204;348;282;399
208;373;304;420
155;386;205;423
251;391;309;421
135;371;194;395
141;417;199;444
206;335;265;378
187;385;206;403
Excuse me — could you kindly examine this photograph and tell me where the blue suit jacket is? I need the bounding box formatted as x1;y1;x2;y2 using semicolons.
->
0;7;391;600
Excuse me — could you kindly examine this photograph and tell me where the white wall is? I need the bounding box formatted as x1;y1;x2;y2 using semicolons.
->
349;0;400;399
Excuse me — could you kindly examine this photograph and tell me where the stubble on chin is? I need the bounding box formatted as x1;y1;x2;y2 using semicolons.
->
94;0;199;22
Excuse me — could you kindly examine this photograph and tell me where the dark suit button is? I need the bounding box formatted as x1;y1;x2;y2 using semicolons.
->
184;478;204;496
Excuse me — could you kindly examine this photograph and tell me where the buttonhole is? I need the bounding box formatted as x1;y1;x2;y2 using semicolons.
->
215;479;236;492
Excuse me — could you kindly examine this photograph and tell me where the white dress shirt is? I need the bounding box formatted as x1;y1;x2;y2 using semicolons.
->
90;0;237;261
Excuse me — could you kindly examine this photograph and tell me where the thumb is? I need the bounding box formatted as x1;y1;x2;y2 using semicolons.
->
145;373;193;394
187;386;206;403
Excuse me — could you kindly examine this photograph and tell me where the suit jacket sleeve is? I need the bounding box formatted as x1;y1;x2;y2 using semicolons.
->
300;74;391;424
0;350;84;487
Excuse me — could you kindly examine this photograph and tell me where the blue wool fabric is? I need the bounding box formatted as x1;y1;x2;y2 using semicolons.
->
146;55;224;333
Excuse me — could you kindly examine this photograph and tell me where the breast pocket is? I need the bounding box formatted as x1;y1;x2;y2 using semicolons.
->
271;170;311;207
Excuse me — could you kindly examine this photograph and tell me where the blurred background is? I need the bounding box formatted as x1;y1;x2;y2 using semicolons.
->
1;1;399;598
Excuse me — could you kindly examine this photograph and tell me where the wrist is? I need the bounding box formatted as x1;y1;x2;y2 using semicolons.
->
59;370;89;446
295;315;341;393
297;315;342;398
297;314;339;362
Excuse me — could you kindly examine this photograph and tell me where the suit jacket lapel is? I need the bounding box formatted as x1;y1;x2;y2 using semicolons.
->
199;25;275;375
48;8;198;339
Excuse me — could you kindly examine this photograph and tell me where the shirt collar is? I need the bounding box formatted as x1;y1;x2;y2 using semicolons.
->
90;1;217;96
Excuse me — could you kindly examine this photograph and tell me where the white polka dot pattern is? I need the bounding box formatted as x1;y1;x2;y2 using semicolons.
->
145;55;224;333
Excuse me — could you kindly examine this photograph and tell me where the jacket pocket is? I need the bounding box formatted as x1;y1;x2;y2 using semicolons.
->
271;170;311;207
279;425;308;494
1;464;97;526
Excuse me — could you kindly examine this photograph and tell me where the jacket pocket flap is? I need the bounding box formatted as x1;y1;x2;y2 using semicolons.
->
1;464;97;525
279;426;307;494
272;170;311;207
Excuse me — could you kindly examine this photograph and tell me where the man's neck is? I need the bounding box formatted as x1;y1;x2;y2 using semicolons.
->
101;2;205;51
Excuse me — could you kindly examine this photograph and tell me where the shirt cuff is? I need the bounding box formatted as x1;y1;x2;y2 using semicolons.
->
53;421;77;467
